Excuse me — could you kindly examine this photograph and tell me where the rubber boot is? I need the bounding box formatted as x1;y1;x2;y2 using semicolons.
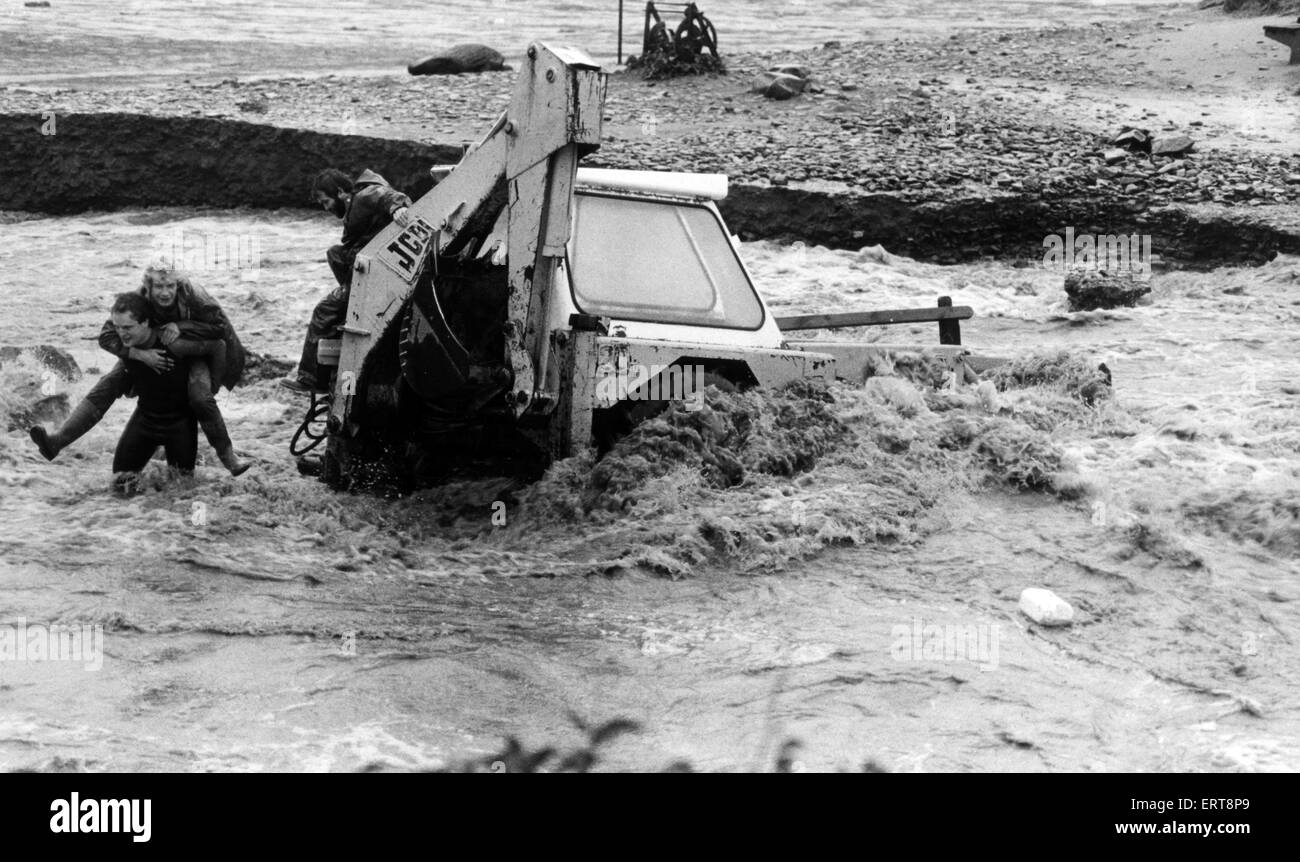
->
216;446;252;477
29;399;103;461
198;415;251;477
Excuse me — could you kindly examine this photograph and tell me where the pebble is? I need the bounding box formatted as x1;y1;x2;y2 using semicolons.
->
1019;588;1074;626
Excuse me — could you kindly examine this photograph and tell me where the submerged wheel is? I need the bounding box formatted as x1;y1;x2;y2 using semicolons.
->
592;368;740;454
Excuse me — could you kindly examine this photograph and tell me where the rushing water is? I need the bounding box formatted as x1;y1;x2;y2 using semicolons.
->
0;208;1297;771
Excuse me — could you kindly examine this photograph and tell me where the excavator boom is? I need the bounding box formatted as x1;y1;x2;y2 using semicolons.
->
328;42;605;441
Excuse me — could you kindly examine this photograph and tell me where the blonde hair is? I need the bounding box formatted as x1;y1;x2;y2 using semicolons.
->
141;258;188;291
137;259;217;319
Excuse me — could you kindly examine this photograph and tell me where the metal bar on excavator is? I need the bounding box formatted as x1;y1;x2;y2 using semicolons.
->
776;305;974;330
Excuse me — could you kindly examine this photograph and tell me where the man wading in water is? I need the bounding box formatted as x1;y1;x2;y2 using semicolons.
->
37;293;202;493
29;262;251;476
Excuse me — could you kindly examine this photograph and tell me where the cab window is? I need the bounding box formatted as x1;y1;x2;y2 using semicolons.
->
567;193;764;329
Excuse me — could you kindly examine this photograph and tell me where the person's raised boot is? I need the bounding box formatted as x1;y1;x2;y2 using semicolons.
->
197;414;251;477
216;445;252;477
28;399;103;461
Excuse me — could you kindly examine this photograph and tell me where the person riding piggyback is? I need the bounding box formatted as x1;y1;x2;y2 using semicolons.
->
96;262;251;474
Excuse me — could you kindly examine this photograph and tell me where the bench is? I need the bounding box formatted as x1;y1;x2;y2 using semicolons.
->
1264;19;1300;65
775;296;974;345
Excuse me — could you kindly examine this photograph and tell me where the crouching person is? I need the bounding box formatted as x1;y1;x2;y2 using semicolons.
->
282;168;411;393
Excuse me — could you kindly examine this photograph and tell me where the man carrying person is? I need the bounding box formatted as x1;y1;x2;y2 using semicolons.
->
29;261;251;476
46;292;202;493
281;168;412;394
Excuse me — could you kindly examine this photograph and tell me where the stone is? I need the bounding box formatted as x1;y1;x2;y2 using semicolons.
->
1151;134;1194;156
0;344;81;379
1103;148;1128;164
1111;127;1150;153
752;71;808;100
408;44;509;76
770;64;809;79
1064;268;1152;311
1019;588;1074;626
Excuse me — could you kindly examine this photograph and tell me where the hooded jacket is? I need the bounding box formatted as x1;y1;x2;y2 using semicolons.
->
98;277;246;391
341;169;413;252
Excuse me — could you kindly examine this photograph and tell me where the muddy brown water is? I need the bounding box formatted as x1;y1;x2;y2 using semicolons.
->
0;210;1298;771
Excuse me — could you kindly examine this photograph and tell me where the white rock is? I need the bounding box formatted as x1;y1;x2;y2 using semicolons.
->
1019;588;1074;626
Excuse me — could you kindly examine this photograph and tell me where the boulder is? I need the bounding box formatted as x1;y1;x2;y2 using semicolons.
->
751;71;808;100
241;349;295;384
0;344;81;379
1151;134;1194;157
1064;268;1152;311
408;44;509;76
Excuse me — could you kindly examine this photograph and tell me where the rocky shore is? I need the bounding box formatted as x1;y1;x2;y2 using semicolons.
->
2;13;1298;262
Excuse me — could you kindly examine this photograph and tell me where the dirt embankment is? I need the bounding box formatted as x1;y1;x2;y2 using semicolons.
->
3;111;1299;266
0;112;463;213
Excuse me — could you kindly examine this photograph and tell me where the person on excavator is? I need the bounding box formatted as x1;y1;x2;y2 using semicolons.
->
280;168;412;394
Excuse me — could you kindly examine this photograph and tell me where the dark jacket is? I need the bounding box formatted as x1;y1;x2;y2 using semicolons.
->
99;278;246;391
341;169;412;252
122;338;193;423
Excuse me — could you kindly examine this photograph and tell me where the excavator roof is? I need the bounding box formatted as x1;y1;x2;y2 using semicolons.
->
575;168;728;201
428;164;729;202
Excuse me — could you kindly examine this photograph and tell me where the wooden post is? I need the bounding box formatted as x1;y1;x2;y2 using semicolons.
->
938;296;961;345
618;0;624;64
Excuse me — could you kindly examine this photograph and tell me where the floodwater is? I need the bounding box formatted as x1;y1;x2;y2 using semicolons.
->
1;209;1297;771
0;0;1185;85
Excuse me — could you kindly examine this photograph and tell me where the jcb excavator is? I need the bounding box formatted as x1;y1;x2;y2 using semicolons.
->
295;42;981;489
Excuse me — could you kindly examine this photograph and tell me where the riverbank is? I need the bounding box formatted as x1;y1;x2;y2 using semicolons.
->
3;10;1299;263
